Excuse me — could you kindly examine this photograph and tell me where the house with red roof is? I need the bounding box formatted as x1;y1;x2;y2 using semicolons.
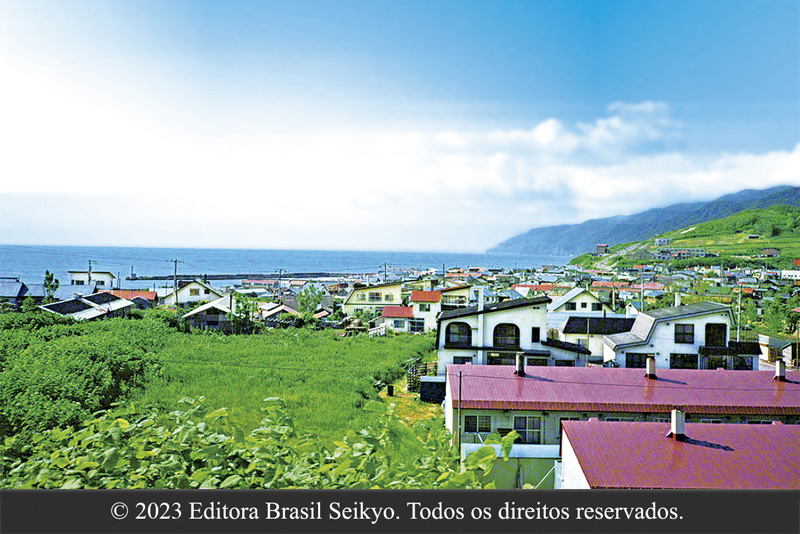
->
409;290;441;332
560;414;799;489
379;306;420;333
444;362;800;488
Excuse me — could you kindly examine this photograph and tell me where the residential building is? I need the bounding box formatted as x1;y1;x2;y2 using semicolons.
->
68;270;116;289
341;282;404;316
546;287;617;329
39;292;133;321
557;317;636;357
436;296;591;375
160;280;224;306
602;302;760;370
758;334;799;369
440;284;472;310
409;290;441;332
559;415;799;489
444;362;800;488
379;306;420;333
182;295;233;331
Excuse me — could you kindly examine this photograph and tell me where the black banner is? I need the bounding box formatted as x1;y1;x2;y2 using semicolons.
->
1;489;798;534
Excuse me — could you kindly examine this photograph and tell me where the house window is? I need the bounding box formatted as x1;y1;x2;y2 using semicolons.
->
625;353;650;368
446;322;472;346
96;280;105;286
705;355;728;370
591;303;602;311
204;289;210;295
670;353;698;369
393;319;405;328
705;323;727;347
74;280;85;285
369;292;381;302
605;416;636;422
409;319;424;333
493;323;520;349
453;356;473;365
190;289;200;296
487;353;516;365
418;303;431;312
700;418;724;424
566;302;577;311
464;415;491;434
384;294;393;302
733;356;753;370
357;293;366;301
674;324;694;344
531;327;541;343
580;302;587;309
513;416;541;444
555;360;575;366
528;357;549;366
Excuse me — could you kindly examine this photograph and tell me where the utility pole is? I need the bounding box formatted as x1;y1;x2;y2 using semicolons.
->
167;259;183;305
737;286;742;342
457;370;462;465
381;263;388;283
276;269;285;302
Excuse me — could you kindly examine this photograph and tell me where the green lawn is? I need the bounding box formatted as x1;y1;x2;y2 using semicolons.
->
132;329;437;444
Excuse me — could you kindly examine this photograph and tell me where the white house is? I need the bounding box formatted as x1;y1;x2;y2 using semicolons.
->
161;279;224;306
546;287;616;329
409;290;441;332
602;301;760;370
68;270;116;289
436;296;590;375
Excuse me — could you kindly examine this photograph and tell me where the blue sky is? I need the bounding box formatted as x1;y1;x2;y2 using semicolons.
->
0;0;798;252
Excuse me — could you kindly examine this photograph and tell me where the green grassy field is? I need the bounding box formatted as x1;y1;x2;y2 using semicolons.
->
132;329;437;443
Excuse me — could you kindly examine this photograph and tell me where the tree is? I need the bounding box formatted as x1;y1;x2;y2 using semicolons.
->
43;270;60;303
296;285;323;315
228;294;258;335
21;297;39;313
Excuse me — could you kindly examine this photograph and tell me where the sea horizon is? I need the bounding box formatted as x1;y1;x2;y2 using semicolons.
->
0;244;571;291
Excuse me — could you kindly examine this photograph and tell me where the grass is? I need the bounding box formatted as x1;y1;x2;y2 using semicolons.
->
132;329;439;445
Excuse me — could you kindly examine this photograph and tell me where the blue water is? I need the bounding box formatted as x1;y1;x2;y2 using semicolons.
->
0;245;568;290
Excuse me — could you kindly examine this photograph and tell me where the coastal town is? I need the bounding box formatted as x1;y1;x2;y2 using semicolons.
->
2;241;798;491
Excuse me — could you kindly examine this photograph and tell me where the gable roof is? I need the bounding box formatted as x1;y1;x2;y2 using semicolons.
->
410;290;441;303
547;287;601;312
106;290;158;301
382;306;414;318
563;420;799;489
182;295;232;319
447;364;800;416
439;296;551;321
604;302;732;350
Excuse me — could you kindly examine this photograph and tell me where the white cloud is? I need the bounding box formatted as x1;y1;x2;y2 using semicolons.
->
0;48;797;253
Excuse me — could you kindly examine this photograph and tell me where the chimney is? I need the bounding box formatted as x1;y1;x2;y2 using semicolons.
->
667;408;686;441
645;357;657;379
674;293;681;307
774;359;786;381
515;353;526;377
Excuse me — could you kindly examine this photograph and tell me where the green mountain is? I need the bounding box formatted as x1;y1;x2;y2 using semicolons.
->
488;185;800;256
571;204;800;269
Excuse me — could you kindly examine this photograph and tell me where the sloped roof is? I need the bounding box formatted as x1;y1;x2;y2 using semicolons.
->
382;306;414;318
447;364;800;416
604;302;732;350
182;296;232;319
547;288;600;312
0;281;25;298
563;420;799;489
410;290;441;303
560;317;636;335
439;296;551;321
106;290;157;301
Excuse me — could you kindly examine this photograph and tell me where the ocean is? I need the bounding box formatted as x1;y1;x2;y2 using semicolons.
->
0;245;569;290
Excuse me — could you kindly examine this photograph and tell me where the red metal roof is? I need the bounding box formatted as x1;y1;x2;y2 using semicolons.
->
410;290;441;303
381;306;414;318
563;420;799;489
447;365;800;416
105;290;157;301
